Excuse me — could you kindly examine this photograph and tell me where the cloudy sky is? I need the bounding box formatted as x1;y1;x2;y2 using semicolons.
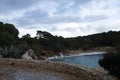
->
0;0;120;37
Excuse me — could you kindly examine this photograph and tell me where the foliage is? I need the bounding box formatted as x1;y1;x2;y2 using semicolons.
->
0;21;120;59
22;34;31;38
2;45;23;58
30;44;42;56
0;22;19;46
0;32;16;46
36;30;53;39
99;51;120;78
0;22;19;38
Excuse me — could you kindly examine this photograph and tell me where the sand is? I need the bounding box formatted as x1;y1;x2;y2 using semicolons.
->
0;65;78;80
0;58;118;80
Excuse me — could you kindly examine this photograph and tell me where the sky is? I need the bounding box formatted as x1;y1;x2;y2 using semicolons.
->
0;0;120;37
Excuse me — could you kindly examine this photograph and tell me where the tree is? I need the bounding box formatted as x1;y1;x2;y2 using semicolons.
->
0;32;16;46
36;30;53;39
22;34;31;38
99;51;120;78
36;31;44;39
4;23;19;38
0;22;20;47
0;22;3;27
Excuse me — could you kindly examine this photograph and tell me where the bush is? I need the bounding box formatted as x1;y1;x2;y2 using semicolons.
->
99;51;120;78
0;32;16;46
2;45;24;58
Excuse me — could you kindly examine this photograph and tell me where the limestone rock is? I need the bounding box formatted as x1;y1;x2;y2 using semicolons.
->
22;49;35;60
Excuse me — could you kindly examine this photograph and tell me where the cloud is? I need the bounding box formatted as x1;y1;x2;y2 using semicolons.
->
0;0;120;37
0;0;39;14
14;9;49;26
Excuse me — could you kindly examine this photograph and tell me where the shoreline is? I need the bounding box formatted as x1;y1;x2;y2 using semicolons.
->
0;58;117;80
46;51;105;60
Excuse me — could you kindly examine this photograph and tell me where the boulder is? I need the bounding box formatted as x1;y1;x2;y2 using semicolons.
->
22;49;35;60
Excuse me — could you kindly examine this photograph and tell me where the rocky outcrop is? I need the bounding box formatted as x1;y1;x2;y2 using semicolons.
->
21;49;35;60
0;58;118;80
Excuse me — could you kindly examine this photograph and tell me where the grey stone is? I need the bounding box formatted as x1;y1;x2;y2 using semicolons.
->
22;49;36;60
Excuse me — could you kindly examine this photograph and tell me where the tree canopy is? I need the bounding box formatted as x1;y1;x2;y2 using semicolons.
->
99;51;120;79
0;21;120;58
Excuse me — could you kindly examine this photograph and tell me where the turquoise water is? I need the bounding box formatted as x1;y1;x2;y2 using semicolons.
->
50;52;103;68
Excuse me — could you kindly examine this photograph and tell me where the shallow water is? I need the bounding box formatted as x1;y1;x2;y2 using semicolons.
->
50;52;103;68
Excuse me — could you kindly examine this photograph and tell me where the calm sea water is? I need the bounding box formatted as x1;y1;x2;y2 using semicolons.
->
50;52;103;68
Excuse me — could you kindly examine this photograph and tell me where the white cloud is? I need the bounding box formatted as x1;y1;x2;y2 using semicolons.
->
0;0;120;37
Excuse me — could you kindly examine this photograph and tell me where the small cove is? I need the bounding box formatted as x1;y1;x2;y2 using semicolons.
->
49;52;104;68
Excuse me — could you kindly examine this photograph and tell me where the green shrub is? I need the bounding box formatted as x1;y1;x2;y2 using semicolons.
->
2;45;23;58
99;51;120;78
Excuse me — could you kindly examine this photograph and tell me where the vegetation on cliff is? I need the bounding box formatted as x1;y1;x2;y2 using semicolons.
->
99;50;120;79
0;21;120;59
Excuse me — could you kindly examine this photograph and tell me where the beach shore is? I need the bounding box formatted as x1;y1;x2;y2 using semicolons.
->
46;51;105;60
0;58;118;80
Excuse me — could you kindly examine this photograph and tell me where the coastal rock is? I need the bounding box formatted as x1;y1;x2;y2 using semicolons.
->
22;49;35;60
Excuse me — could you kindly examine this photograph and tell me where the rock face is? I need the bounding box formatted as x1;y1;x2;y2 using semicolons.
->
22;49;35;60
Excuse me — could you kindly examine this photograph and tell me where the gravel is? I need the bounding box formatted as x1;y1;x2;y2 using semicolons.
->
0;65;78;80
